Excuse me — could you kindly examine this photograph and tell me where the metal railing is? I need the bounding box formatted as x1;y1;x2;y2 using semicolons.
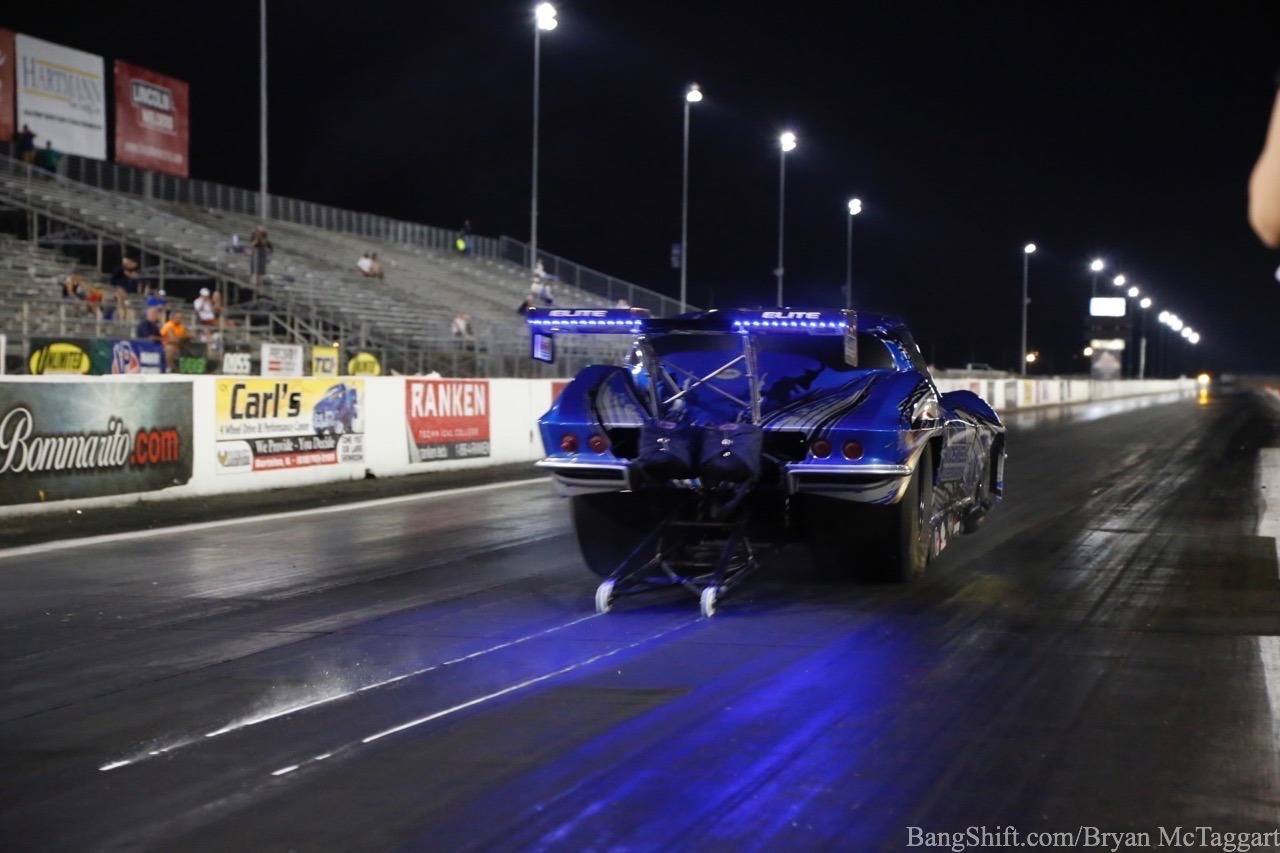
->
42;151;688;317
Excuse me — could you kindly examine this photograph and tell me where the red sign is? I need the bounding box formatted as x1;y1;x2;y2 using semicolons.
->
113;60;189;177
0;30;14;144
405;380;491;462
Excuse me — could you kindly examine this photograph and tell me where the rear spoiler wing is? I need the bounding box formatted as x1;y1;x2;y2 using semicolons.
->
527;307;859;365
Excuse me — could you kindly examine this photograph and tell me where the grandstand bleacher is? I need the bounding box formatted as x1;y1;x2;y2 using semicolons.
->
0;151;674;376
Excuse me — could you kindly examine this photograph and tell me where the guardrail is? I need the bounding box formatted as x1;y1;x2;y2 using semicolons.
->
26;148;687;317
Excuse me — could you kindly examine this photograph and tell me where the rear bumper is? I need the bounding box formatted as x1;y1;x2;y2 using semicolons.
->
784;462;912;504
535;459;634;496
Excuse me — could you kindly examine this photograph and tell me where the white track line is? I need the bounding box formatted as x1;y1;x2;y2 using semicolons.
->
3;477;548;561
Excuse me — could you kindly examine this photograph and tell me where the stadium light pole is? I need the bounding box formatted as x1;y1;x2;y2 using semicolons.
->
845;198;862;309
1021;243;1036;376
775;131;797;305
680;83;702;314
530;3;558;270
1138;296;1152;378
259;0;268;223
1089;258;1105;297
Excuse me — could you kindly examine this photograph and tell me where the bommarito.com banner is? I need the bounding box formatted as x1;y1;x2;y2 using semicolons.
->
0;382;192;506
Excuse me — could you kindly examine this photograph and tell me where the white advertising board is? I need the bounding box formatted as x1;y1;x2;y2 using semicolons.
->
260;343;304;377
14;34;107;160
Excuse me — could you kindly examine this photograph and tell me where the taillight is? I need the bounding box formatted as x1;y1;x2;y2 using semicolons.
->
842;440;864;460
588;434;609;453
810;438;832;458
559;434;579;453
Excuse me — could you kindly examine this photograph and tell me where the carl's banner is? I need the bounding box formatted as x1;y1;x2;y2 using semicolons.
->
214;378;365;474
405;379;491;462
0;381;192;506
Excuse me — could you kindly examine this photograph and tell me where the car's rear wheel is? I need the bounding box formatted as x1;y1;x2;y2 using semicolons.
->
885;450;932;582
570;492;662;578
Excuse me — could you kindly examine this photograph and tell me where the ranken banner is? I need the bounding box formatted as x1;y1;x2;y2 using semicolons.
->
214;378;364;474
15;34;107;160
113;60;189;177
0;381;192;506
405;379;490;462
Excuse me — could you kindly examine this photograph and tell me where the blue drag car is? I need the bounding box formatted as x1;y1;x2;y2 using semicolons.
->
528;307;1005;616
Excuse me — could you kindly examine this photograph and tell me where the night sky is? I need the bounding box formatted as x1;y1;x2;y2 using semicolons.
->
7;2;1280;374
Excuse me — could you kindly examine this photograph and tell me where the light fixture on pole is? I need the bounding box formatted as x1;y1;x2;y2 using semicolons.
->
1112;274;1126;288
1021;243;1036;376
1138;296;1152;378
845;197;862;310
679;83;702;314
775;131;797;305
1089;258;1105;297
530;2;558;270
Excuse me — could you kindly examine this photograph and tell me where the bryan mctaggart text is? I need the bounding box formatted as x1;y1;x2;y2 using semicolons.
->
907;824;1280;851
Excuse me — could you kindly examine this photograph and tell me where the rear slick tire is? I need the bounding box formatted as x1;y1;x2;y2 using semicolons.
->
570;492;660;578
888;450;933;583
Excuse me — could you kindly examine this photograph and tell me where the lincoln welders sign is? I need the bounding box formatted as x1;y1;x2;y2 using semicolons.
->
0;381;192;506
214;378;365;474
405;379;490;462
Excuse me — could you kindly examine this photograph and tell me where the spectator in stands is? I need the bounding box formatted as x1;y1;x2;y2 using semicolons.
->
249;227;273;285
537;281;554;306
33;141;62;175
61;272;90;309
16;125;36;165
615;298;631;309
211;289;227;320
111;256;142;295
451;311;474;341
369;253;384;278
357;252;375;277
533;258;550;280
135;305;163;343
159;309;191;372
193;288;217;326
455;220;472;255
517;294;536;316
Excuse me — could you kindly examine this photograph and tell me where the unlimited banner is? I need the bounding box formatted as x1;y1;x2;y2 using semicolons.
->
214;378;364;474
405;379;490;462
0;381;192;506
15;34;107;160
113;60;189;177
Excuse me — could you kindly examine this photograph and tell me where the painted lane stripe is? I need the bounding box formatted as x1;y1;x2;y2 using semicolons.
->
100;612;600;771
267;620;696;778
3;477;549;561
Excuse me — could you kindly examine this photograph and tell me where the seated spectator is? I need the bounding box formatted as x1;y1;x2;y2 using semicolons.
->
193;288;217;326
61;272;90;305
136;305;163;342
210;289;232;325
517;294;536;315
357;253;375;277
451;311;474;341
538;281;554;306
615;298;631;309
111;257;142;295
85;283;107;318
159;309;191;372
368;253;384;279
533;258;552;280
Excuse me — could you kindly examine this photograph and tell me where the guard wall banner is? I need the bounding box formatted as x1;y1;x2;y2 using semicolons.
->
0;29;15;144
0;381;192;506
113;60;190;177
405;379;491;462
15;34;107;160
311;345;339;378
29;337;93;374
214;378;365;474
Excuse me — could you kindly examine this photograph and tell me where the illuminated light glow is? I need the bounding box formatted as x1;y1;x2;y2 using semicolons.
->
100;760;134;772
1158;310;1170;323
1140;297;1152;309
1190;333;1200;344
1127;286;1139;298
1024;243;1036;254
1113;274;1126;286
1198;373;1211;385
1025;353;1037;363
271;765;299;777
686;83;702;103
848;198;862;216
535;2;557;31
1181;327;1192;338
1084;346;1094;356
780;131;797;152
1090;258;1105;272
